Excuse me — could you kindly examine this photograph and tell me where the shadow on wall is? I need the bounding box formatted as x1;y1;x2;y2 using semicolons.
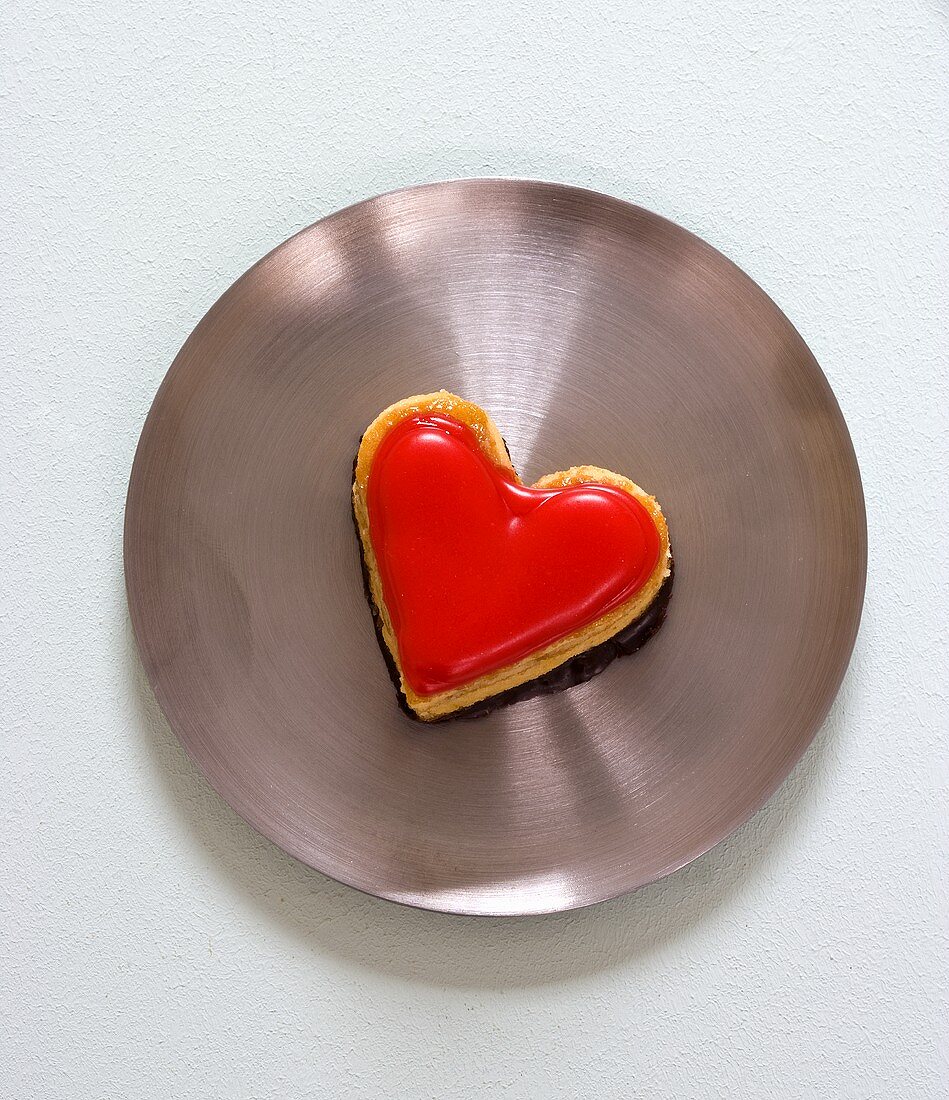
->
126;616;849;992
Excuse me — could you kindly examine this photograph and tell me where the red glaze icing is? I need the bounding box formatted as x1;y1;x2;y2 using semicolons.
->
366;414;661;696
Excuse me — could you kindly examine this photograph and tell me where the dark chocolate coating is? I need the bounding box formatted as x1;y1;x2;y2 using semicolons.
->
352;449;673;723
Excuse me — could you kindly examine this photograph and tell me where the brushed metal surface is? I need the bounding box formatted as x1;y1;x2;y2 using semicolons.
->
125;180;866;916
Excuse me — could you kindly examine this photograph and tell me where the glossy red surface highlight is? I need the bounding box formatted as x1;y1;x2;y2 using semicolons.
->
366;415;661;695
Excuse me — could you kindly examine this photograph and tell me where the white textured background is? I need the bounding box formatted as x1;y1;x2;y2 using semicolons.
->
3;1;947;1097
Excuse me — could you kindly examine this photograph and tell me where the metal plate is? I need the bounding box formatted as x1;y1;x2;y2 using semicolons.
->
125;180;866;916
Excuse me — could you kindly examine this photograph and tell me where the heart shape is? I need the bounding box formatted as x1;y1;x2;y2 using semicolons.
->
364;412;661;696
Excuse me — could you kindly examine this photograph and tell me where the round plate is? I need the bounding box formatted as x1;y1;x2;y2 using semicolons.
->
125;180;866;916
